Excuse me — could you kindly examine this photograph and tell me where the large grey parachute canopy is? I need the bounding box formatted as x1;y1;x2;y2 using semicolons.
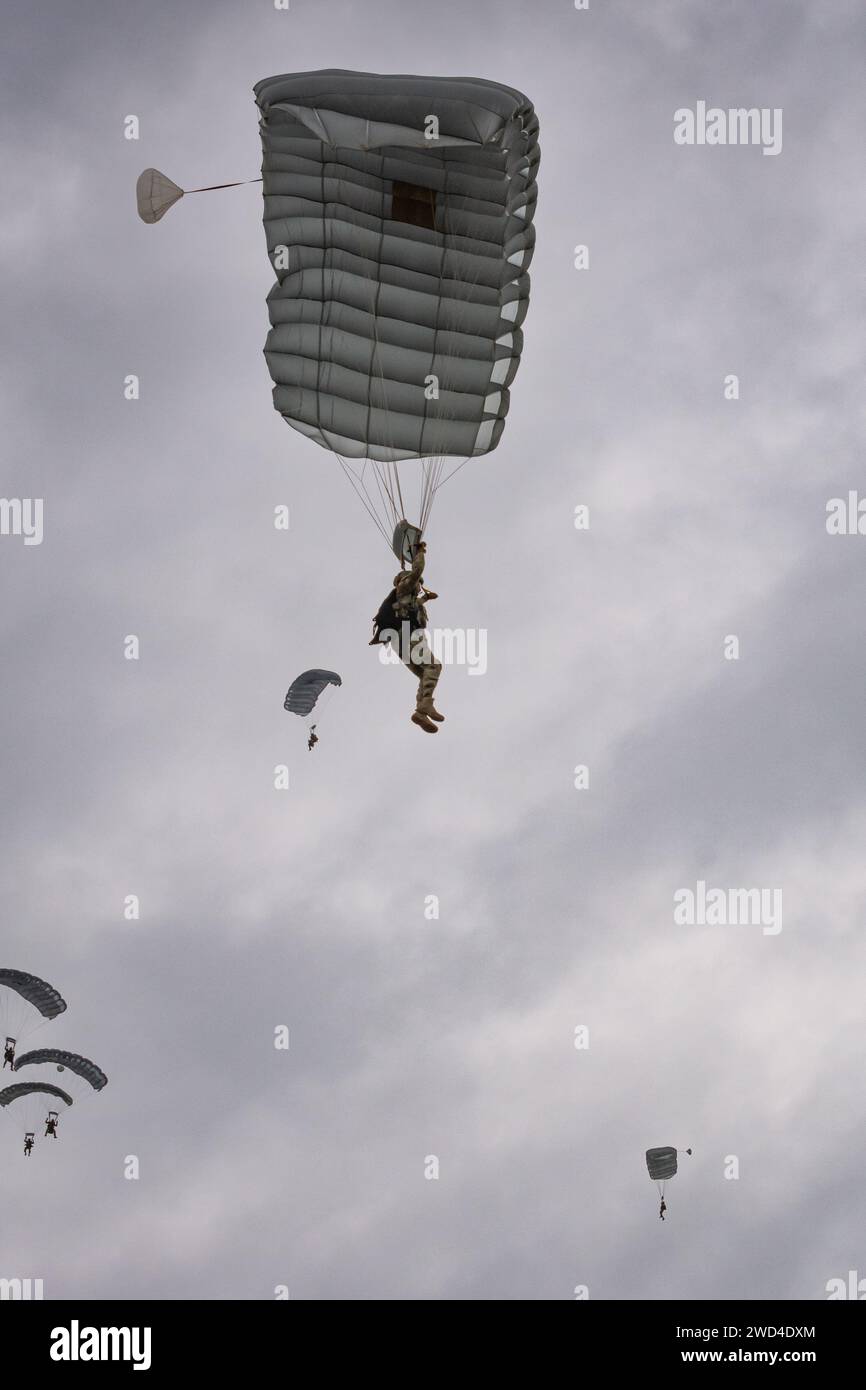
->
14;1050;108;1091
0;1082;74;1107
0;969;67;1019
284;669;342;717
646;1147;678;1182
255;69;539;540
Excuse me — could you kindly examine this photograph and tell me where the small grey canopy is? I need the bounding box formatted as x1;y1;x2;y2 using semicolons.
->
284;669;342;717
0;1082;73;1108
255;69;539;540
392;520;422;565
0;969;66;1019
136;168;184;223
14;1049;108;1091
646;1147;678;1182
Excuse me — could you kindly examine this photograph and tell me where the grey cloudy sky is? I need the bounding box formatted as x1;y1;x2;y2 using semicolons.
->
1;0;864;1300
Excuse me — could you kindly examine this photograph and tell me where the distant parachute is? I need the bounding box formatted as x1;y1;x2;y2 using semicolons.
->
0;1080;74;1144
0;1082;73;1108
646;1146;692;1215
0;970;66;1020
0;970;67;1055
646;1147;679;1183
14;1050;108;1092
284;670;342;718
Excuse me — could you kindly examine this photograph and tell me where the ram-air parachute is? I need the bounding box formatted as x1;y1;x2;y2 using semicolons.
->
0;969;66;1051
14;1049;108;1093
284;669;342;717
0;1081;74;1146
0;1082;74;1109
0;969;66;1021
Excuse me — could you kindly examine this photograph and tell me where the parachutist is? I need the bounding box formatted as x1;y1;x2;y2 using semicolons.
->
3;1036;15;1069
646;1147;683;1218
24;1132;34;1157
370;535;444;732
307;725;319;752
0;978;105;1150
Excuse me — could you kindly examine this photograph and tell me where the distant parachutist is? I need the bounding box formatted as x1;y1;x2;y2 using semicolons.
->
24;1132;34;1157
3;1037;15;1069
44;1110;59;1139
307;725;319;752
646;1146;690;1219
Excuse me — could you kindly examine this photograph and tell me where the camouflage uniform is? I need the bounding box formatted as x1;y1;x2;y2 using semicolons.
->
391;551;442;710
